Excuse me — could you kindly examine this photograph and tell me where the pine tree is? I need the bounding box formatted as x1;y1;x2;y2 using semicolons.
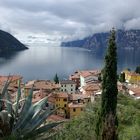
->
97;28;118;140
54;73;59;84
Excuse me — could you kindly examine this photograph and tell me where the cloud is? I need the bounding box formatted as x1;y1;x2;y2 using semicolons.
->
0;0;140;41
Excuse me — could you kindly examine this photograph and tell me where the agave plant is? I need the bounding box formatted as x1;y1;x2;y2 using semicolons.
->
0;79;62;139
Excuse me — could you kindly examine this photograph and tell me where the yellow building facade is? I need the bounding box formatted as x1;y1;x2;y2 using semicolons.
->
68;103;84;118
123;70;140;83
54;93;68;117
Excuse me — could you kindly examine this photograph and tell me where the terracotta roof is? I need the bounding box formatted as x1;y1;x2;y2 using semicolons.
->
32;91;46;104
68;102;85;108
55;92;68;98
48;95;55;103
129;87;140;95
80;70;100;78
60;80;76;84
134;93;140;97
0;75;22;85
25;80;60;90
69;94;90;101
83;83;101;91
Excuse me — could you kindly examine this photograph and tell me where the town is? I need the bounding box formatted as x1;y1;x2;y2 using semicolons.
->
0;68;140;122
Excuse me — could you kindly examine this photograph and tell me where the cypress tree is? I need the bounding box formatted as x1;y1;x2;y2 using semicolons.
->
135;66;140;74
119;72;125;82
54;73;59;84
98;28;118;140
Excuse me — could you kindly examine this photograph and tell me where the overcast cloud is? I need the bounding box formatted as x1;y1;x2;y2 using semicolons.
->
0;0;140;42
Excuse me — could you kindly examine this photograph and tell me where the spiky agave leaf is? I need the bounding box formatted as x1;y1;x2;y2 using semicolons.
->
15;96;52;135
0;78;11;111
21;106;53;134
29;108;59;132
0;77;11;98
15;80;21;117
0;110;11;124
20;96;50;131
24;121;63;139
13;87;33;131
5;90;12;115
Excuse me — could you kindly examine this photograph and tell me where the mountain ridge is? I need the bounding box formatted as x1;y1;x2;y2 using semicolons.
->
61;29;140;54
0;30;28;53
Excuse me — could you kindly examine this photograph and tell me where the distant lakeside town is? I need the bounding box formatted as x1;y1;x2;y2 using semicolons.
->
0;68;140;121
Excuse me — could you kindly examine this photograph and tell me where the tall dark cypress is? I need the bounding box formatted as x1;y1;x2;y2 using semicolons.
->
100;28;118;140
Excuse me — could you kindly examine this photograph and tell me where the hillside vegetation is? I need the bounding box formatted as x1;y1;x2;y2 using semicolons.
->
53;94;140;140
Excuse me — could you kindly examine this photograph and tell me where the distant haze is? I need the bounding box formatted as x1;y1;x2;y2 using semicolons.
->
0;0;140;43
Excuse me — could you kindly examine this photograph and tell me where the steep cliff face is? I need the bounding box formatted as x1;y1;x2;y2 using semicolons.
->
61;30;140;54
0;30;28;53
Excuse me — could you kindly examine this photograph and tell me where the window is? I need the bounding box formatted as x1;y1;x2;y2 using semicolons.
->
73;108;76;112
81;108;83;111
61;89;63;92
71;89;73;91
65;85;66;87
64;104;67;107
71;84;73;87
61;85;63;87
65;89;67;92
46;103;49;107
56;104;58;107
63;98;67;102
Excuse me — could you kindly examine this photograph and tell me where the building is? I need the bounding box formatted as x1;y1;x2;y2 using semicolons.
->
0;75;22;85
67;94;90;118
123;70;140;84
0;75;23;103
79;70;100;87
69;94;91;104
80;83;101;96
32;90;46;104
60;80;76;94
69;71;81;89
128;86;140;99
54;92;69;117
53;92;91;119
25;80;60;97
67;103;85;118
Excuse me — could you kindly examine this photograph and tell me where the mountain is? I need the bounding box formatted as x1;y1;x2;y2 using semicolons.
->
61;30;140;54
0;30;28;53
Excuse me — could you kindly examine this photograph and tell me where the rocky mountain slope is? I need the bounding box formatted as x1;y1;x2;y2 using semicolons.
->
0;30;28;53
61;30;140;54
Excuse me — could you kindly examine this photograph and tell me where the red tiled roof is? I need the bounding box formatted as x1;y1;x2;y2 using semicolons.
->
48;95;55;103
83;83;101;91
25;80;60;90
69;94;90;101
129;87;140;95
0;75;22;85
79;70;100;78
55;92;68;98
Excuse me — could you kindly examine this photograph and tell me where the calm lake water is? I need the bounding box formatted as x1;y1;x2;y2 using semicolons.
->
0;44;140;81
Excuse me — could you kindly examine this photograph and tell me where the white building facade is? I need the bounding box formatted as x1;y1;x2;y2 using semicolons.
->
60;80;76;94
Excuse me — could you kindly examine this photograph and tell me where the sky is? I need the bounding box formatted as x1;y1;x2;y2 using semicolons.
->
0;0;140;43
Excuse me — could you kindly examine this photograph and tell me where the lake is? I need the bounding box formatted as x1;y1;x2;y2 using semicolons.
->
0;44;140;81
